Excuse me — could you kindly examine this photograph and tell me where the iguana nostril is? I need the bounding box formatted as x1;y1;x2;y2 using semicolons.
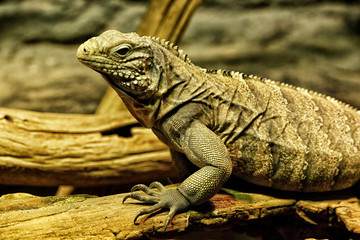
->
76;44;90;59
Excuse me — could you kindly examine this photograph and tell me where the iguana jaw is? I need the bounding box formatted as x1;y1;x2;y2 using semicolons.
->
78;56;152;95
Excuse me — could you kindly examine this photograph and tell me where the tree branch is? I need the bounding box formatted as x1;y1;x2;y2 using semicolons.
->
0;187;359;239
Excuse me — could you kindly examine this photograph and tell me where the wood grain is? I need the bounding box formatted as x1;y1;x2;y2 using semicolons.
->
0;107;176;186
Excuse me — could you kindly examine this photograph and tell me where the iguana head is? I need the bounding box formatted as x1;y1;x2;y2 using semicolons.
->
77;30;161;99
77;30;194;127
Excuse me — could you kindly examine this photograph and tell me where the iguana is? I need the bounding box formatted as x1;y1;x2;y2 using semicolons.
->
77;30;360;230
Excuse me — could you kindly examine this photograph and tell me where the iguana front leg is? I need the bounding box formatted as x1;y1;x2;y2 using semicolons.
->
123;121;232;230
170;149;198;180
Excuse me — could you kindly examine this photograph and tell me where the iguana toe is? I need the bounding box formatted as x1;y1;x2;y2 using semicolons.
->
122;181;190;231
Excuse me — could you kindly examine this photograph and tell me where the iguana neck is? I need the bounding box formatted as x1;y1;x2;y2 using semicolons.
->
111;49;205;128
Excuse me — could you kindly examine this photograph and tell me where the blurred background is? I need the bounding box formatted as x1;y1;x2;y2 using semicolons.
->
0;0;359;114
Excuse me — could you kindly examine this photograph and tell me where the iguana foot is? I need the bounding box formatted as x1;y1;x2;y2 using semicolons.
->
122;181;190;231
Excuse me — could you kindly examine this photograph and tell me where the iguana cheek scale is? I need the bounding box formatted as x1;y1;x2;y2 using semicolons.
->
77;30;360;230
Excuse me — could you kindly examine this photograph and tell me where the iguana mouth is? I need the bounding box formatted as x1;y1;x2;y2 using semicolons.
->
79;58;145;81
79;57;152;97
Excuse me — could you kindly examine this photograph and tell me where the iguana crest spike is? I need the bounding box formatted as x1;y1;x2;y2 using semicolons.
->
146;35;192;64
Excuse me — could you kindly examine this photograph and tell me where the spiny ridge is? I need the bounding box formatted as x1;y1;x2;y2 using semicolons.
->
146;36;193;65
206;69;268;82
206;69;359;112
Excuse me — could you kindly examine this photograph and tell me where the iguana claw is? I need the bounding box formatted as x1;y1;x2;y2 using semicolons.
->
122;181;190;231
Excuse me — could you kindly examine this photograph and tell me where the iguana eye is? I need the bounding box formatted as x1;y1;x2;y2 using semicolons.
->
115;44;132;57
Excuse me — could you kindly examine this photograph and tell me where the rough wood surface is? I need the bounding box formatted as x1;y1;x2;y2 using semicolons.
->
0;187;359;240
0;107;176;186
96;0;203;114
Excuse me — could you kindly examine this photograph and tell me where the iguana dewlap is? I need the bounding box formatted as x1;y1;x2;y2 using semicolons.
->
77;30;360;230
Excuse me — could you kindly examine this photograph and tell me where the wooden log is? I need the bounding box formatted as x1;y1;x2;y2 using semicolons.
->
0;187;359;239
0;107;176;187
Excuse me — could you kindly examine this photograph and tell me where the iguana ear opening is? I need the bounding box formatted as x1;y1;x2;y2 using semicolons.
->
148;45;168;96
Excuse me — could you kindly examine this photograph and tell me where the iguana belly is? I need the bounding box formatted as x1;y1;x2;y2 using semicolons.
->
227;133;360;192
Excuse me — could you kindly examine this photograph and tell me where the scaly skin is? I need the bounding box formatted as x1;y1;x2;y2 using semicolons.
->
77;30;360;230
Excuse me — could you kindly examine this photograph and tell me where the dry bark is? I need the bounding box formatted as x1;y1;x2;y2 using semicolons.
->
0;107;176;187
0;187;359;240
